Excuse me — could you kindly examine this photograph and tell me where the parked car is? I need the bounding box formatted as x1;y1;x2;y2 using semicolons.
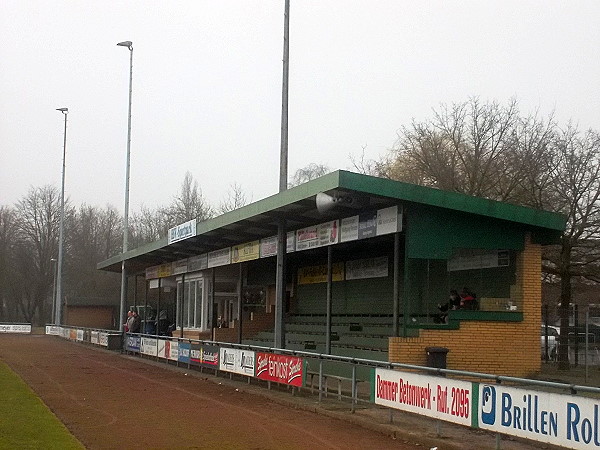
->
541;325;560;360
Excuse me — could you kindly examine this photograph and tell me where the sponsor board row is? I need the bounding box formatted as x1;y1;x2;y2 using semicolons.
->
124;337;304;387
48;326;111;347
147;206;401;279
0;324;31;333
375;368;600;450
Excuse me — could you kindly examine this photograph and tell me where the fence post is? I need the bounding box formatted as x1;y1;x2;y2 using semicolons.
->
318;360;323;403
351;364;356;413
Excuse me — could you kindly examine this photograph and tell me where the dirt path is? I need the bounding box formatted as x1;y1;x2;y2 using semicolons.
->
0;335;421;450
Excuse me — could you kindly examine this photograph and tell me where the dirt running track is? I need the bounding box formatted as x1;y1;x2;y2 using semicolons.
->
0;335;423;450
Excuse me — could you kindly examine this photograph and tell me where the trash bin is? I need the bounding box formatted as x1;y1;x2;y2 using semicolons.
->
426;346;449;371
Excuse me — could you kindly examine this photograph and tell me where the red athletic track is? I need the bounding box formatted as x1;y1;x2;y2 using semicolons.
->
1;335;422;450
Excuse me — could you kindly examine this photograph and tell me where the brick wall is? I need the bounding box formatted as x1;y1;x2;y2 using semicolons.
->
389;234;542;378
180;311;275;343
65;306;116;329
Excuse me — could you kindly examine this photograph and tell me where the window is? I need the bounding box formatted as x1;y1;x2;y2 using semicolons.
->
177;278;204;329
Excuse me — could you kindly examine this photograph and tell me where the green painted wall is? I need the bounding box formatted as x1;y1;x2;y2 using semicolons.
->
406;204;526;259
296;275;395;315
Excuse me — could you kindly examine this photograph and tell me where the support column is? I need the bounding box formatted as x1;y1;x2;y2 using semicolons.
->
179;273;185;338
326;245;333;354
393;232;400;336
144;278;148;334
237;263;243;344
156;279;162;336
274;219;286;349
210;269;215;341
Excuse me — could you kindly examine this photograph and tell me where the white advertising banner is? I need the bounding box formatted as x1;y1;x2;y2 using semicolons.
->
98;332;108;347
140;337;158;356
260;232;297;258
447;249;510;272
172;258;188;275
90;331;99;344
375;368;472;426
286;231;295;253
168;218;197;244
296;220;339;251
45;325;59;335
77;329;84;341
0;324;31;334
187;254;208;272
340;216;359;242
168;340;179;361
376;205;401;235
208;248;231;268
345;257;388;280
260;236;278;258
478;384;600;449
219;347;255;376
157;339;166;358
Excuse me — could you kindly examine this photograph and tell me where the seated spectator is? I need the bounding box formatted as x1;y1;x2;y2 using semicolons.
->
435;289;462;323
459;287;478;310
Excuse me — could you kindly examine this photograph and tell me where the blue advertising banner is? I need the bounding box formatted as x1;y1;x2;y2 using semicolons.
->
126;335;140;353
178;342;190;364
358;211;377;239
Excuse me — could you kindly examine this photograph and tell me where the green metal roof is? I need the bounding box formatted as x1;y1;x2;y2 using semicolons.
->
97;170;566;273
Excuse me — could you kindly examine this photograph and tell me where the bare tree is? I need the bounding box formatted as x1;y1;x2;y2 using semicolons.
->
13;186;70;325
288;163;331;188
541;127;600;368
164;172;213;226
349;145;388;177
382;98;600;369
130;204;170;247
68;204;122;301
219;183;250;214
0;206;19;321
387;98;530;200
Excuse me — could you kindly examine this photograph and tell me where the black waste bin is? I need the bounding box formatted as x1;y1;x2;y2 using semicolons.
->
426;346;449;370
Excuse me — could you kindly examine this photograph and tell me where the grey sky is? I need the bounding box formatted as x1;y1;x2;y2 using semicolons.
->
1;1;599;214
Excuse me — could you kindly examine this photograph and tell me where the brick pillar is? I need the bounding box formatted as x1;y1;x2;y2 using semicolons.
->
517;232;542;373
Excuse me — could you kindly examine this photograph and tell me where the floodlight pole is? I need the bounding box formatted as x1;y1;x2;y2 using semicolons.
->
51;258;57;324
55;107;68;325
117;40;133;332
274;0;290;349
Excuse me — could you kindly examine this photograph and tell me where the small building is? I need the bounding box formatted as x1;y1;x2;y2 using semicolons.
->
98;171;566;377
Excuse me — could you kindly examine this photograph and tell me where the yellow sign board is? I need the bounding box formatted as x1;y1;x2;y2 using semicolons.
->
232;240;260;263
298;263;344;285
157;263;173;278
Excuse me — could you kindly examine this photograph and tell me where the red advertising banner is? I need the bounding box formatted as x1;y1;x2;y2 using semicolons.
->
255;352;303;387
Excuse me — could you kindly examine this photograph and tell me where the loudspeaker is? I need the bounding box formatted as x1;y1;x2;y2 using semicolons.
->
315;192;356;214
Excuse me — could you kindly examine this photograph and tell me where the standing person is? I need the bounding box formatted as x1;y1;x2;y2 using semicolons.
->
129;309;141;333
157;310;169;336
124;310;133;332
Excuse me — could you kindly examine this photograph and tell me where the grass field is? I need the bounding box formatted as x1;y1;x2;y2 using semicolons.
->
0;361;83;449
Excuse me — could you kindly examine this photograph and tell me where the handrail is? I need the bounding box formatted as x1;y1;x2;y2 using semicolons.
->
50;324;600;395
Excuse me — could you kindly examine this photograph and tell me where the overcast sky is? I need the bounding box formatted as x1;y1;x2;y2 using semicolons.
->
1;1;599;214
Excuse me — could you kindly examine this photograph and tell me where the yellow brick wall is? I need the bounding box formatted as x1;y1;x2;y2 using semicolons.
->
389;234;542;378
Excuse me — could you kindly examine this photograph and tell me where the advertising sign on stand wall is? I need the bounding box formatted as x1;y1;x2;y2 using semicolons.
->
255;353;303;387
178;342;190;364
478;383;600;449
219;348;255;376
374;368;473;427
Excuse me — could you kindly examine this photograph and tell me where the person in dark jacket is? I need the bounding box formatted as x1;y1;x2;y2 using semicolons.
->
129;309;142;333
